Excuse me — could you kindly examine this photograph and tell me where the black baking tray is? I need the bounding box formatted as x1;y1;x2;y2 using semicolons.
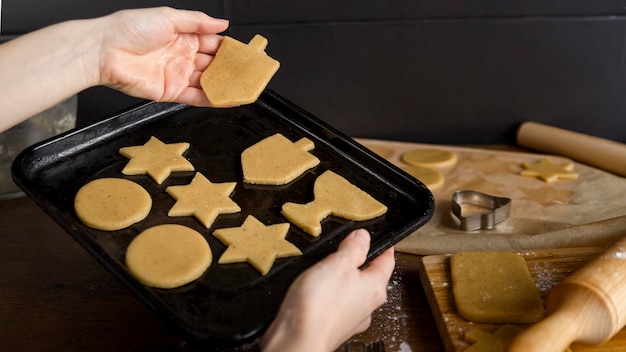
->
12;90;434;347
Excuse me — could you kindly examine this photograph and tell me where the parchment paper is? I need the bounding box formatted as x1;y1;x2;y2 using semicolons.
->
356;139;626;255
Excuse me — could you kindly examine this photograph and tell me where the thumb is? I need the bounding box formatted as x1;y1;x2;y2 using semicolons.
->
335;228;371;267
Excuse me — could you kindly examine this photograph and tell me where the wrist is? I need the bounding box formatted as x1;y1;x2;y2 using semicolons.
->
32;18;103;90
261;313;331;352
64;18;106;89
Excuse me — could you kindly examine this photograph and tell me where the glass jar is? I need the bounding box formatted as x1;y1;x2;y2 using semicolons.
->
0;95;78;199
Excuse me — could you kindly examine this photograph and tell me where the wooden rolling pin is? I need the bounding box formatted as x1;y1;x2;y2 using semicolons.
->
508;235;626;351
517;121;626;177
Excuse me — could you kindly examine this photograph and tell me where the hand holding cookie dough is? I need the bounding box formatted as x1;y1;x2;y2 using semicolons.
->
0;7;229;132
2;8;395;351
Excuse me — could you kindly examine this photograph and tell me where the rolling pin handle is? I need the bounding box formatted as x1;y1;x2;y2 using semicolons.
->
510;236;626;351
516;121;626;177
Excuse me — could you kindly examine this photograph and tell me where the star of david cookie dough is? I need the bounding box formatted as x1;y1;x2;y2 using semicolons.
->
166;173;241;228
213;215;302;275
119;136;194;184
520;158;579;183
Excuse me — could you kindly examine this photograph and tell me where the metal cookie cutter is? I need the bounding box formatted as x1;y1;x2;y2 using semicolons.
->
451;190;512;231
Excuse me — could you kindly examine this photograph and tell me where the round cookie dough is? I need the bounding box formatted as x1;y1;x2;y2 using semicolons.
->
126;224;212;289
74;178;152;231
401;148;458;169
402;166;444;190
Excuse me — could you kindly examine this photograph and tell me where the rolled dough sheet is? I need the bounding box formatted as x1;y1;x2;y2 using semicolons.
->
356;139;626;255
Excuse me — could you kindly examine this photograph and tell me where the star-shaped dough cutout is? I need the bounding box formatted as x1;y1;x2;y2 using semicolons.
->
166;173;241;228
119;136;194;184
213;215;301;275
520;158;579;183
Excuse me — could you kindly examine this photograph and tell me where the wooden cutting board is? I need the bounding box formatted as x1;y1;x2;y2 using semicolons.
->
419;246;626;352
356;139;626;255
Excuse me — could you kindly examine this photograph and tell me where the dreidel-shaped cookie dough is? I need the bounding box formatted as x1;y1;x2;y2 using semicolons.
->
241;133;320;185
200;34;280;107
281;170;387;236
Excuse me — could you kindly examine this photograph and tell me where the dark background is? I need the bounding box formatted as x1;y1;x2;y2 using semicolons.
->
3;1;626;144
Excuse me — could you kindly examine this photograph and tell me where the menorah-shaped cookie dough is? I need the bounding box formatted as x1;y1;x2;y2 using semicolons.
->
281;170;387;237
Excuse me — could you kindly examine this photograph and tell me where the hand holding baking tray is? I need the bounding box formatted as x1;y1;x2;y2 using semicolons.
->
241;134;320;185
201;34;280;107
281;170;387;237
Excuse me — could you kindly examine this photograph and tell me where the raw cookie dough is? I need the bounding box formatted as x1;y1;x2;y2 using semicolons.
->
119;136;194;184
74;178;151;231
281;170;387;237
465;325;572;352
464;325;523;352
166;173;240;228
520;158;579;182
450;252;544;324
125;224;212;289
241;133;320;185
401;148;458;169
402;165;444;190
213;215;301;275
200;34;280;107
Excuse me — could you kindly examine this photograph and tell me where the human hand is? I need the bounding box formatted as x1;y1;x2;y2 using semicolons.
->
95;7;229;106
261;229;395;352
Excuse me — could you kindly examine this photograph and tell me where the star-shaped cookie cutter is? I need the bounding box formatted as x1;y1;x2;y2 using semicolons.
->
451;190;512;231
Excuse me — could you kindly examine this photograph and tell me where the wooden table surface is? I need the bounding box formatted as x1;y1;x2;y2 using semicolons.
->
0;195;445;352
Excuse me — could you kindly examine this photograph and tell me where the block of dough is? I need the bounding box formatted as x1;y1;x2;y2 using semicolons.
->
166;173;240;228
119;136;194;184
213;215;301;275
125;224;212;289
450;252;544;324
520;158;579;183
200;34;280;107
281;170;387;237
241;133;320;185
74;178;151;231
401;148;457;169
402;165;444;190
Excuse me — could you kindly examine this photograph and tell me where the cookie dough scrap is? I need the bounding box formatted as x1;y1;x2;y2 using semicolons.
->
451;252;544;324
281;170;387;237
119;136;194;184
402;165;444;190
241;133;320;185
401;148;458;169
166;173;240;228
465;325;573;352
126;224;212;289
464;325;523;352
201;34;280;107
74;178;151;231
520;158;579;182
213;215;301;275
